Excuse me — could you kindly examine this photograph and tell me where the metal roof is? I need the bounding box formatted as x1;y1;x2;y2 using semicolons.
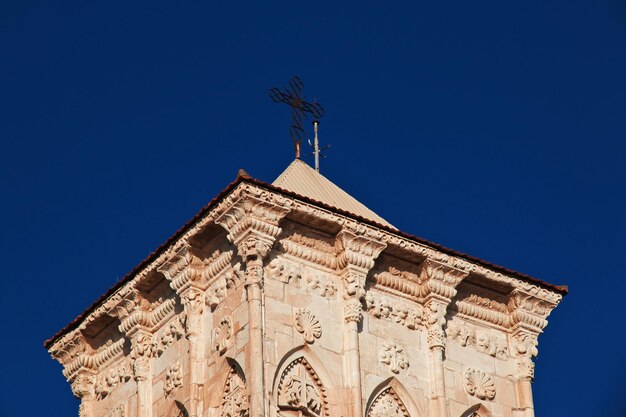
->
272;159;394;228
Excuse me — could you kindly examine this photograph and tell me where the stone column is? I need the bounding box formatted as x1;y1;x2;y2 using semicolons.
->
215;195;290;417
420;260;467;417
71;370;96;417
129;329;154;417
507;289;559;417
159;247;209;417
337;229;386;417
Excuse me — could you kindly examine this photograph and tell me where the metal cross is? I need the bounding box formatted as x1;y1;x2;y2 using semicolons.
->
269;76;325;159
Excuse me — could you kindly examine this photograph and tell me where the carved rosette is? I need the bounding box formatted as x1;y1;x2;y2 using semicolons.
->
222;366;249;417
379;343;409;374
213;316;234;355
463;368;496;400
294;308;322;344
277;357;328;417
164;362;183;397
367;388;409;417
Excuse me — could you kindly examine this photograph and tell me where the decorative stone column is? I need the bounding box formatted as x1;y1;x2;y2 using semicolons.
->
420;259;467;417
159;247;209;417
114;291;174;417
71;370;97;417
337;229;386;417
507;289;559;417
216;196;290;417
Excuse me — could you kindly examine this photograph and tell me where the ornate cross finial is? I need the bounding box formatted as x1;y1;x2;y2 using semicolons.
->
269;76;325;159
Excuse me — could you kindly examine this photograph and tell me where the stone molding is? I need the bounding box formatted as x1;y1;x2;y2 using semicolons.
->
48;182;563;360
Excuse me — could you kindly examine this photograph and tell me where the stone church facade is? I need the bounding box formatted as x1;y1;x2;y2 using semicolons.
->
45;160;567;417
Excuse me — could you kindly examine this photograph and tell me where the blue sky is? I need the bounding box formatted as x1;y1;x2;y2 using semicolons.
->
1;1;625;416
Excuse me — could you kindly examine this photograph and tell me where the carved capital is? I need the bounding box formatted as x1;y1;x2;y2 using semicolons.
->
511;330;539;382
420;259;467;301
158;245;209;293
337;229;386;301
71;371;96;400
344;298;363;323
508;288;557;334
129;330;153;381
425;300;447;350
215;196;290;261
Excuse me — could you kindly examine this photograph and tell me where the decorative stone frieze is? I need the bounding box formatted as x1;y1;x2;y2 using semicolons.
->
152;315;186;358
293;308;322;343
212;316;234;355
463;368;496;400
364;292;422;330
447;323;508;359
164;362;183;397
372;266;422;300
265;258;337;297
94;360;132;400
105;405;126;417
379;343;409;374
279;231;338;270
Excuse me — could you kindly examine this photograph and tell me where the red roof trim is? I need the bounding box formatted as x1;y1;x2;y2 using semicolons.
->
44;175;568;349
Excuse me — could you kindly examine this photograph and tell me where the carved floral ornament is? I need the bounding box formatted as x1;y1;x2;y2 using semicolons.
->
364;292;421;330
294;308;322;343
265;258;337;297
277;357;327;417
164;362;184;397
213;316;234;355
463;368;496;401
447;323;508;359
379;343;409;374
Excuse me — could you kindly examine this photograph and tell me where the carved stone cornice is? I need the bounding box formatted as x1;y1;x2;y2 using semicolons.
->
158;245;209;294
113;292;176;337
215;195;290;261
420;259;467;302
508;288;558;334
453;294;511;328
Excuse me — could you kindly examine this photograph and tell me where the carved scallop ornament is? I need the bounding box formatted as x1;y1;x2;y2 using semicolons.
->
463;368;496;401
294;308;322;344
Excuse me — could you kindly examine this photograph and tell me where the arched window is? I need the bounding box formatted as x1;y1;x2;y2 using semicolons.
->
221;363;248;417
460;404;492;417
276;357;328;417
366;387;410;417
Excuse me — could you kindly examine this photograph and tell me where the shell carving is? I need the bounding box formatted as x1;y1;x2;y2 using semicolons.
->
294;308;322;343
463;368;496;400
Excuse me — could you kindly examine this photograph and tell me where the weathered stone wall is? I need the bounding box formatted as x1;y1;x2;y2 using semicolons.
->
48;182;563;417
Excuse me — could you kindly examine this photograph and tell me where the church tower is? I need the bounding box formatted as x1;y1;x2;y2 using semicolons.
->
45;159;566;417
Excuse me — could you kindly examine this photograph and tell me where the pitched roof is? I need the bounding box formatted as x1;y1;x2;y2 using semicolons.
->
273;159;394;228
